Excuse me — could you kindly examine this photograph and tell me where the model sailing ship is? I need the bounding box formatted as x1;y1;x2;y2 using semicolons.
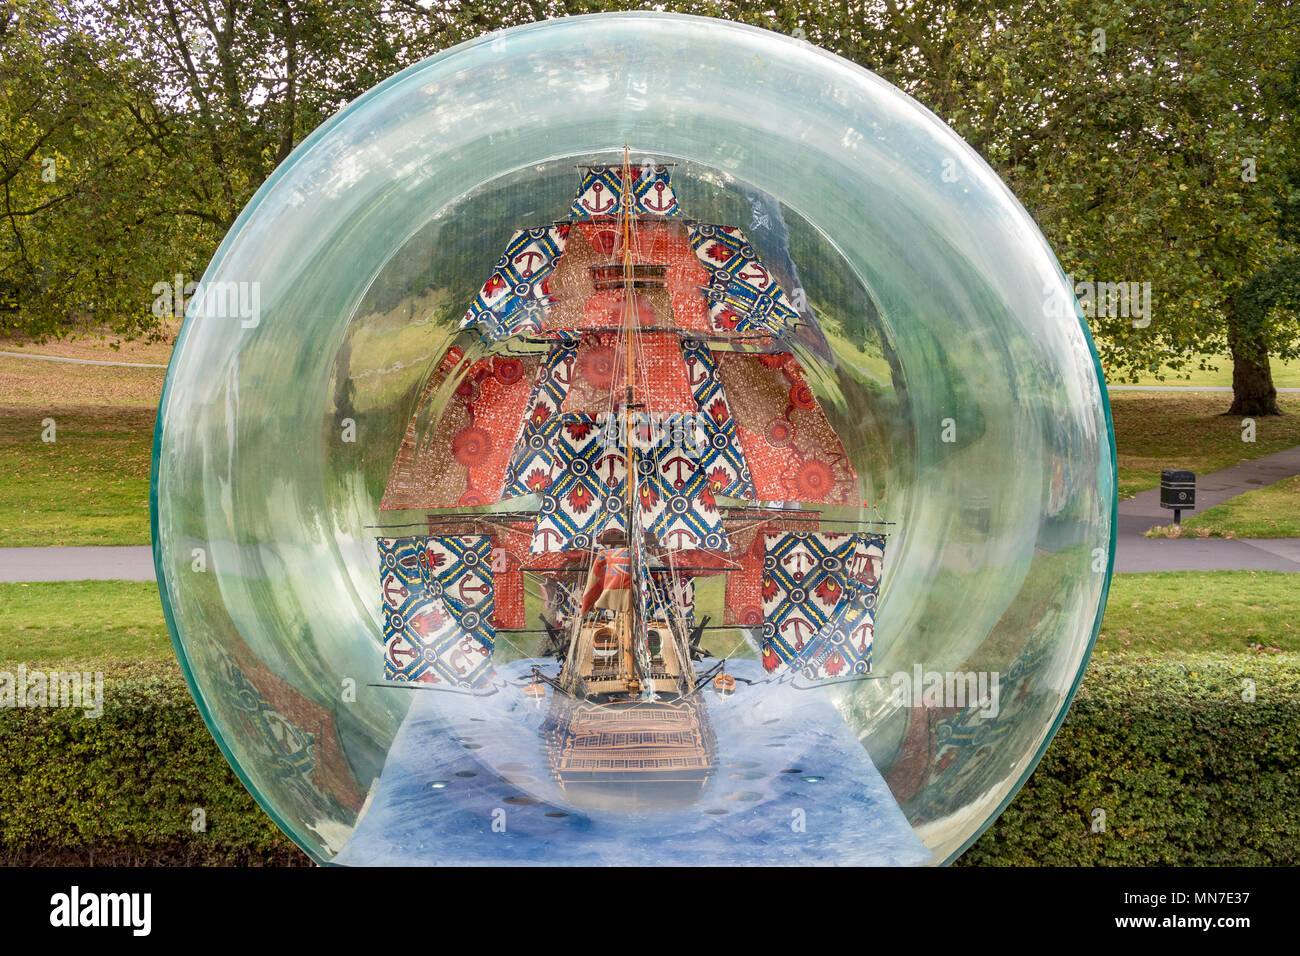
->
375;150;887;806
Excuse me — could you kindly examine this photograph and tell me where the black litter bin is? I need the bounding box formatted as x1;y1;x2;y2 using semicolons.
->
1160;469;1195;524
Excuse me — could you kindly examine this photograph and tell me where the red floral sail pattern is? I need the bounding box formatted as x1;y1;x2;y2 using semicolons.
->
381;349;540;510
714;351;858;506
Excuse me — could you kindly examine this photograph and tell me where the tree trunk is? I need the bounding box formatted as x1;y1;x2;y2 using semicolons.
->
1227;325;1282;416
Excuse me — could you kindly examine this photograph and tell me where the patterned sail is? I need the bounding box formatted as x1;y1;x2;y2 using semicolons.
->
688;224;801;336
758;531;885;678
377;535;496;686
459;166;790;343
570;164;681;219
380;348;538;510
374;156;880;688
459;226;569;342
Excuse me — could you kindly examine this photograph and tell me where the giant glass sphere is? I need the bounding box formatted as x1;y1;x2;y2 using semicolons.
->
152;12;1116;865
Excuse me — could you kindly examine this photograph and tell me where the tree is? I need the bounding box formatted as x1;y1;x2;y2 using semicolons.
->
790;0;1299;414
88;0;436;233
1226;60;1300;415
0;0;457;339
559;1;1300;413
4;0;1295;407
0;0;200;340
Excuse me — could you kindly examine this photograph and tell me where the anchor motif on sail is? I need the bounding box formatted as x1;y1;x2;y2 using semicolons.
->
736;261;769;287
388;640;419;666
643;180;676;213
457;575;491;604
382;575;410;608
553;354;575;385
781;616;814;650
513;249;544;277
595;452;623;485
852;620;872;655
685;354;709;387
662;454;696;489
783;550;814;579
580;180;617;215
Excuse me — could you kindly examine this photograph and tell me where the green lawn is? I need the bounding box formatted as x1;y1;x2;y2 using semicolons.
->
1110;392;1300;499
1095;571;1299;657
6;339;1300;543
0;406;154;546
2;572;1293;674
1107;352;1300;389
0;580;171;670
8;393;1296;544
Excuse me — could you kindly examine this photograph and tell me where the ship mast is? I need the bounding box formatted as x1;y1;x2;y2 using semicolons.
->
620;144;637;531
618;145;651;693
550;150;723;700
555;147;651;699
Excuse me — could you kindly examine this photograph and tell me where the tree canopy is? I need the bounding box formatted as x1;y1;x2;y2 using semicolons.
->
1;0;1296;411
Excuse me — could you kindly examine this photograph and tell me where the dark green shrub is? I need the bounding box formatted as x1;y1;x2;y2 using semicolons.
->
960;654;1300;865
2;654;1294;865
0;668;304;865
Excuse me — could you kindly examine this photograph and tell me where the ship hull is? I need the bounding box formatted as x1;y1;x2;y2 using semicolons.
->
541;694;716;810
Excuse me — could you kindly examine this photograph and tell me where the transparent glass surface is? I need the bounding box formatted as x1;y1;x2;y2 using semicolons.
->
152;12;1115;865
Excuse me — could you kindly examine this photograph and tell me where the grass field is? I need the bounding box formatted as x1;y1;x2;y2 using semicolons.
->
1109;392;1300;499
0;326;176;364
2;334;1298;544
0;580;170;670
3;572;1293;672
1107;352;1300;389
0;323;172;408
0;330;165;547
1095;571;1298;656
0;405;155;546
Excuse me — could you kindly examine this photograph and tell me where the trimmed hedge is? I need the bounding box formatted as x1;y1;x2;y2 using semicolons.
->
0;670;305;865
960;654;1300;865
2;654;1296;865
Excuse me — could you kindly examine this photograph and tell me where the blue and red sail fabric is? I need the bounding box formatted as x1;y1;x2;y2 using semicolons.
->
376;161;872;683
377;535;496;687
459;226;569;342
686;224;800;336
757;531;885;679
384;334;857;546
458;164;790;343
570;164;681;219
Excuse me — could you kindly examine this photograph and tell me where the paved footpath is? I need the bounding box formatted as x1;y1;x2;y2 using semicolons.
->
0;350;167;369
1117;443;1300;537
1114;536;1300;572
1108;385;1300;392
1114;442;1300;572
0;545;156;583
